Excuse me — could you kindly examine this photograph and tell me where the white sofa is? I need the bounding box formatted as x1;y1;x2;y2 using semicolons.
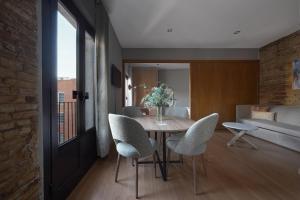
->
236;105;300;152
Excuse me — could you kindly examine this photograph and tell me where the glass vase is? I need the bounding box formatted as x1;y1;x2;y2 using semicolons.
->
156;106;166;125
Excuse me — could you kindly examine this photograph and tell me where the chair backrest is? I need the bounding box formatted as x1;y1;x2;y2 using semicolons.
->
123;106;143;117
165;107;189;118
108;114;153;157
175;113;219;155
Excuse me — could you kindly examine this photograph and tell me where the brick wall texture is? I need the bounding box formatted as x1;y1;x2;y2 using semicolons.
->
260;31;300;105
0;0;40;199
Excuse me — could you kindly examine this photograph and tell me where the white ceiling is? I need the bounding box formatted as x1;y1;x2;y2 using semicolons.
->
102;0;300;48
130;63;190;70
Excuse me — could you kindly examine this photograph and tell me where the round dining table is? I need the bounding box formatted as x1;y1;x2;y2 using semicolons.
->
133;116;195;181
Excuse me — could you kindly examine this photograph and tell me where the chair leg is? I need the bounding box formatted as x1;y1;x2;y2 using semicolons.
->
132;158;135;167
115;154;121;182
193;156;197;194
135;158;139;199
153;153;157;178
201;154;207;176
167;148;171;175
179;154;184;165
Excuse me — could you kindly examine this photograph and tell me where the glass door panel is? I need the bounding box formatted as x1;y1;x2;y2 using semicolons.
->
46;1;97;198
57;4;77;144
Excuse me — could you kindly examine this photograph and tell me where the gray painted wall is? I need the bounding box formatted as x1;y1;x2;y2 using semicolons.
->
123;48;259;60
109;23;123;114
158;69;189;107
73;0;123;114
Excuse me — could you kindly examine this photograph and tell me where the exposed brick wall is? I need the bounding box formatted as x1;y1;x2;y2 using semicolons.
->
260;31;300;105
0;0;40;199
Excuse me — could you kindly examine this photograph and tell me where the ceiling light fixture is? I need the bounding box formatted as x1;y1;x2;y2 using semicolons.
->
233;30;241;35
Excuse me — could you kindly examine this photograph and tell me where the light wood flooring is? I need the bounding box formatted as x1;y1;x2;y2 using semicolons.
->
68;131;300;200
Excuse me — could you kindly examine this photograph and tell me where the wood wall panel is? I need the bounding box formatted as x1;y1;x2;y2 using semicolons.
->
190;61;259;128
132;67;158;106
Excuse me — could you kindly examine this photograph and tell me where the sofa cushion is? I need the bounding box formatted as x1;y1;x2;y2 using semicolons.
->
240;118;300;138
270;105;300;126
251;105;270;112
251;111;276;121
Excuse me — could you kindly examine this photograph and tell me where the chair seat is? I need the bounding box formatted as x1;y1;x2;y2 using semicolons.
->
166;133;185;153
117;138;157;158
116;143;140;158
166;133;207;156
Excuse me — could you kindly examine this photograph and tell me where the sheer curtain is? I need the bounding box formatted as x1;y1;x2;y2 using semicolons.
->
95;2;111;157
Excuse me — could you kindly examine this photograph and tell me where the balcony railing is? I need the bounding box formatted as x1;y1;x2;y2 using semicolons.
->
57;102;77;144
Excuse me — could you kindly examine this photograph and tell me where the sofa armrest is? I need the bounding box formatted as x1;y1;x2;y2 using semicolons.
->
236;105;252;122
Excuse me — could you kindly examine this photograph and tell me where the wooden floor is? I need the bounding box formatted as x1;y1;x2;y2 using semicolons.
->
68;131;300;200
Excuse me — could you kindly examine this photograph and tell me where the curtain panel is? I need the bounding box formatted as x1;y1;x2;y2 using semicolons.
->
95;2;111;157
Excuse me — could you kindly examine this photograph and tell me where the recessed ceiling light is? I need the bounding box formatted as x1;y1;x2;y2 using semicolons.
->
167;28;173;33
233;30;241;35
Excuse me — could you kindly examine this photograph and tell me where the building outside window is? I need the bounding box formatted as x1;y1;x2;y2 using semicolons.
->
57;79;76;144
58;92;65;102
58;112;65;123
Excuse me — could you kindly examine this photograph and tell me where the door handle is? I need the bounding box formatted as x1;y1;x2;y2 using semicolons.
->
84;92;89;100
72;91;89;101
72;90;81;100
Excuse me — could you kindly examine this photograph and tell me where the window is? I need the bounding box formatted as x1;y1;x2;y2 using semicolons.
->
57;4;77;144
58;92;65;102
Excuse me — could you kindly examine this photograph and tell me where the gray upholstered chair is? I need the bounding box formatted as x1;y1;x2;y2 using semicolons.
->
123;106;143;117
108;114;162;199
123;106;151;139
165;106;189;118
164;106;189;162
166;113;219;194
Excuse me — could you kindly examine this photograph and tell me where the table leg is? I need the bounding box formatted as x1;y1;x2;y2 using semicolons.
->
154;150;165;180
138;152;166;181
162;132;167;180
227;130;246;146
226;128;258;149
138;131;168;181
241;136;258;149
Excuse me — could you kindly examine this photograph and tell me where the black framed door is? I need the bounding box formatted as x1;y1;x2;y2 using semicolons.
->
42;0;97;199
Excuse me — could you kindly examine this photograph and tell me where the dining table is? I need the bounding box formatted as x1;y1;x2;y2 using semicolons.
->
133;116;195;181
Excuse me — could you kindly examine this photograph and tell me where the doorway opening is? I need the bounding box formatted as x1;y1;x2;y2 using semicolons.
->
123;63;190;114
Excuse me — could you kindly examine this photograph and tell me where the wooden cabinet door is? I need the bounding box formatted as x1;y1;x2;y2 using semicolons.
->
132;67;158;106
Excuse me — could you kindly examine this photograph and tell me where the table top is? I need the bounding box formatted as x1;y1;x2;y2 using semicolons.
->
222;122;257;131
134;116;195;133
